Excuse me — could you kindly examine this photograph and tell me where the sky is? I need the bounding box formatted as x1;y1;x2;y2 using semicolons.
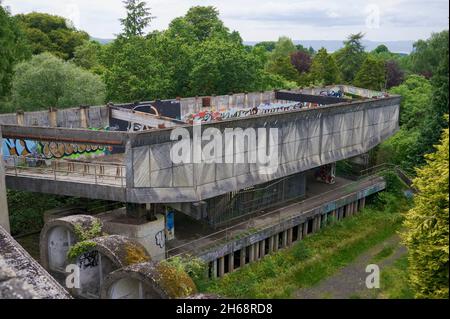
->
3;0;449;41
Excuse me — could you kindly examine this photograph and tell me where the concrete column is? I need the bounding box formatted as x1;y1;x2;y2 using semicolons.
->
48;108;58;127
287;228;293;246
240;248;246;268
0;128;10;233
268;236;274;254
244;92;249;108
296;224;303;241
218;257;225;277
16;111;24;126
362;197;366;209
255;242;260;260
211;259;217;279
249;245;255;263
228;253;234;273
273;235;279;252
79;106;89;128
303;222;309;237
339;207;344;220
260;240;266;258
228;94;233;109
281;230;288;248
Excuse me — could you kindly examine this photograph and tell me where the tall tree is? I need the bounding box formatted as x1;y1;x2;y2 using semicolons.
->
12;53;106;110
15;12;89;60
402;122;449;299
120;0;154;38
265;37;298;82
385;59;405;89
334;32;367;83
0;3;30;99
310;48;341;85
290;50;312;74
353;56;386;90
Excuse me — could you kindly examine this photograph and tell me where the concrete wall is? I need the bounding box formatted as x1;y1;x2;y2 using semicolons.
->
126;96;399;203
0;128;10;232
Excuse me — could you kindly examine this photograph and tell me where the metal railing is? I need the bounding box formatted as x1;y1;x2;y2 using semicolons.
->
3;155;126;187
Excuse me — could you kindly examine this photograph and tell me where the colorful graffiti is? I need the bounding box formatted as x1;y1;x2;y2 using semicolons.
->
2;139;112;160
185;102;304;123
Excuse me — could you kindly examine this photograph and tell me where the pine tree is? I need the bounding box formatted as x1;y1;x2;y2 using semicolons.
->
120;0;154;38
402;120;449;299
353;56;386;90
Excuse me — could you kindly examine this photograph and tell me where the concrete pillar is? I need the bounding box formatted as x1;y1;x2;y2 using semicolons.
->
296;224;303;241
287;228;293;246
362;197;366;209
228;94;233;109
303;222;309;237
228;253;234;273
0;128;10;233
282;230;288;248
339;207;344;220
211;259;217;279
244;92;249;108
240;248;246;268
79;106;89;128
48;108;58;127
260;240;266;258
268;236;274;254
218;257;225;277
16;111;24;126
273;235;279;252
249;245;255;263
255;242;260;260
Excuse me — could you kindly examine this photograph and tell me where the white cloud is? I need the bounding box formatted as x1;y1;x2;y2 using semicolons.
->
3;0;448;40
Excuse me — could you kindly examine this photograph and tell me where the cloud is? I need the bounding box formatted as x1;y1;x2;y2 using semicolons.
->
3;0;448;40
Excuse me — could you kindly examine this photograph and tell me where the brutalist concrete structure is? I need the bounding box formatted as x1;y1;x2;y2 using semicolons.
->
0;85;401;297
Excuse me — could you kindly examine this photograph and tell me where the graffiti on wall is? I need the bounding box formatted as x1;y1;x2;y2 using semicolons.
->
155;230;165;249
3;139;39;157
184;102;304;123
315;163;336;184
78;250;99;269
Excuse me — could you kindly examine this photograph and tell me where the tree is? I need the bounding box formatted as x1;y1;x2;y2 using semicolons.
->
265;37;298;82
11;53;106;111
120;0;154;38
385;59;405;89
290;51;312;74
254;41;276;52
408;30;449;78
0;4;30;99
334;33;367;83
310;48;341;85
402;121;449;299
73;40;104;72
188;38;260;95
353;56;386;90
15;12;89;60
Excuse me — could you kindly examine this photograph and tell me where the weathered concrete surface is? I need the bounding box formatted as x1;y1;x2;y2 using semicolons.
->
0;225;71;299
0;128;10;233
3;86;400;204
40;215;103;272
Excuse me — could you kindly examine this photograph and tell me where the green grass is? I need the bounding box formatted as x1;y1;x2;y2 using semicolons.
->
372;244;396;263
200;193;410;298
378;255;414;299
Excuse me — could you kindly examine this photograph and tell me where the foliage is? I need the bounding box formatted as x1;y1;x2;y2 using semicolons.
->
67;241;96;261
72;40;104;73
353;56;386;91
120;0;154;38
163;255;208;287
156;261;198;298
310;48;341;85
290;50;312;75
15;12;89;60
73;220;102;241
334;33;367;83
385;60;405;89
203;193;408;298
408;30;449;78
402;125;449;299
12;53;106;111
0;4;30;99
254;41;276;52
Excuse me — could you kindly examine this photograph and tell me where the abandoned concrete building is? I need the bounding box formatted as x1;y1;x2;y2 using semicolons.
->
0;85;400;299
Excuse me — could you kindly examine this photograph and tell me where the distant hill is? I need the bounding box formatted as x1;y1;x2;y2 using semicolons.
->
244;40;414;54
91;37;114;45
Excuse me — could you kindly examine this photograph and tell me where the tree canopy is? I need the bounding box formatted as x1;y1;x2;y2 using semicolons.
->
15;12;89;60
310;48;341;85
353;55;386;90
120;0;154;38
334;33;367;83
12;53;106;111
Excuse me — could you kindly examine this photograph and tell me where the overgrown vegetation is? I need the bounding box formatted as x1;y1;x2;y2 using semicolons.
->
162;255;208;289
202;185;411;298
67;241;96;261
